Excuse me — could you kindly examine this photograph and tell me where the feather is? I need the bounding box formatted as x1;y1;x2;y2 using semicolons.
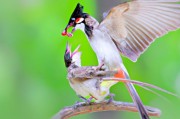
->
99;0;180;61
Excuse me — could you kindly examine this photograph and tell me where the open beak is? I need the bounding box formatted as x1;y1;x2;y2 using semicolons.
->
65;43;80;58
71;45;80;57
64;43;72;67
65;43;71;56
64;43;81;67
62;22;76;37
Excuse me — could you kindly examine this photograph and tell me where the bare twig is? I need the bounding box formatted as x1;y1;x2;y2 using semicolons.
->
53;100;161;119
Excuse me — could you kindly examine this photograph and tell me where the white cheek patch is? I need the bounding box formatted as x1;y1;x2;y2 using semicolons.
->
75;23;85;31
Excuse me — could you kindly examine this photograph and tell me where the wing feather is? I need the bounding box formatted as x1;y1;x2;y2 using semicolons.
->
99;0;180;61
126;22;146;51
126;18;150;46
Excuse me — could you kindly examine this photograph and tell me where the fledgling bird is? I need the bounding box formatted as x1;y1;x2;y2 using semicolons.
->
62;1;180;119
64;44;117;103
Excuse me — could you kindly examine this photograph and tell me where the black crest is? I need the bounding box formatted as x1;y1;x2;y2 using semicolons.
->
71;3;84;18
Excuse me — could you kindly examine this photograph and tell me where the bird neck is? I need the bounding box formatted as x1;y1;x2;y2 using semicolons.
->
84;16;99;38
84;25;93;38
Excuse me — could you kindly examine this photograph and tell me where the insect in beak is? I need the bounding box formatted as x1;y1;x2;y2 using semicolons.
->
62;22;77;37
62;3;85;37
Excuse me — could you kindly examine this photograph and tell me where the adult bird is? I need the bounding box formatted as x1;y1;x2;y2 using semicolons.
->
62;1;180;119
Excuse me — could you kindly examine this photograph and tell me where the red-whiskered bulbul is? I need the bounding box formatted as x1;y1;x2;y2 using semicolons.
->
64;44;117;103
62;1;180;119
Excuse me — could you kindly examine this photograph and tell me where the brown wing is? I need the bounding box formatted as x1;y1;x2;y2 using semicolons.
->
99;0;180;62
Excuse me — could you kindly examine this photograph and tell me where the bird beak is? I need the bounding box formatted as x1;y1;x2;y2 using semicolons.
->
71;45;80;57
65;43;71;56
62;22;76;37
65;43;80;58
61;3;84;37
64;43;72;67
64;43;81;67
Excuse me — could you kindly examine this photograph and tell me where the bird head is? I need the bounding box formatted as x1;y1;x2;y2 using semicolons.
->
64;43;81;67
62;3;90;37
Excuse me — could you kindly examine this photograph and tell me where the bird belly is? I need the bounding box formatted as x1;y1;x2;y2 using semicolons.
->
69;81;90;97
69;78;110;102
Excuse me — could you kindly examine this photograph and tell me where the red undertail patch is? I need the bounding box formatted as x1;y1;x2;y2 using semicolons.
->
114;69;126;78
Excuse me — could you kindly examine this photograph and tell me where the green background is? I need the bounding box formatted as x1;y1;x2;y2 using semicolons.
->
0;0;180;119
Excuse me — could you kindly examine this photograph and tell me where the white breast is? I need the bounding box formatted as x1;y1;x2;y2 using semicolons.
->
89;29;122;70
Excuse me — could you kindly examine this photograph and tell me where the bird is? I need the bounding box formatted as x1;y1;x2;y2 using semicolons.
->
64;43;117;103
62;1;180;119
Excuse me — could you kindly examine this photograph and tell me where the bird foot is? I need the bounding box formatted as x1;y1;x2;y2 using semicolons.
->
73;101;83;109
107;93;115;104
78;95;94;105
93;61;105;71
85;97;94;105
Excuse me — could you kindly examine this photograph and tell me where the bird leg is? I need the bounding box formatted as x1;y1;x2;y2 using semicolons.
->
107;93;115;104
92;61;105;71
86;96;94;104
77;95;94;105
73;95;87;109
73;96;91;109
73;101;82;109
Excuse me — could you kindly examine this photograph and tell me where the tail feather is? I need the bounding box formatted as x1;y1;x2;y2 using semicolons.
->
114;68;149;119
125;83;150;119
124;73;149;119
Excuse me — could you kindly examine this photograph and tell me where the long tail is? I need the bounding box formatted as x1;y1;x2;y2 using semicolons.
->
125;82;150;119
115;69;149;119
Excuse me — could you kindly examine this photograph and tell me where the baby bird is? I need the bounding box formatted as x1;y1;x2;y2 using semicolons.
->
64;43;116;103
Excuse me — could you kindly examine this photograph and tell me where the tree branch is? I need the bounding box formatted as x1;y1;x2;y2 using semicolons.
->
53;101;161;119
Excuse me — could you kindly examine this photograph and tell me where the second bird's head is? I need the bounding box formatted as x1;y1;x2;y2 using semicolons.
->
62;3;94;38
64;43;81;68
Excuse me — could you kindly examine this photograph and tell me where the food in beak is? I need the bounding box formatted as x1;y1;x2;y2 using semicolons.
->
61;23;76;37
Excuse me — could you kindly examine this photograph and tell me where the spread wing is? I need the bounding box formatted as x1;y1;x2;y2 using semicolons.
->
99;0;180;62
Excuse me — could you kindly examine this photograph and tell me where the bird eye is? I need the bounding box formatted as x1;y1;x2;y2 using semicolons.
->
71;18;75;21
75;18;84;24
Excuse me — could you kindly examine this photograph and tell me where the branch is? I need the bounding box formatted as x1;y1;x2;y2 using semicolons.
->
53;101;161;119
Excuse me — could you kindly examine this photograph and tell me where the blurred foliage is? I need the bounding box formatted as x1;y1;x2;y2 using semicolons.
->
0;0;180;119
